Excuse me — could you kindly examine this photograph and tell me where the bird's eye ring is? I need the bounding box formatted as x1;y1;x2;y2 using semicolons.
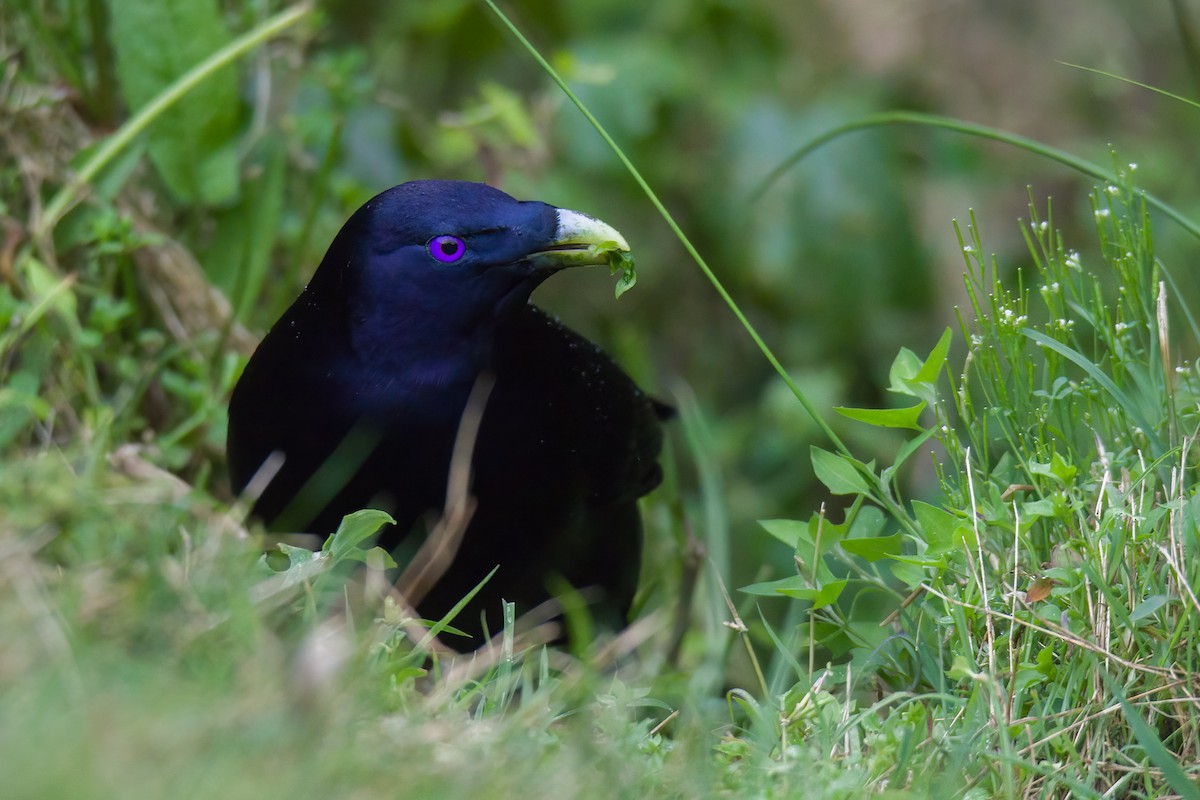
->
429;235;466;263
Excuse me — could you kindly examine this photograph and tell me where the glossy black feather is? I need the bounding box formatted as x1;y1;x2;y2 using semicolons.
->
227;180;665;643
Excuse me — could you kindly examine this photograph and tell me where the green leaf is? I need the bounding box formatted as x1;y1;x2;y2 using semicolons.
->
840;533;903;562
912;327;952;384
758;518;807;549
887;347;923;396
811;580;848;608
1019;498;1060;519
1129;594;1169;624
109;0;240;205
912;500;974;556
741;574;811;597
947;654;979;681
887;329;951;404
741;576;847;608
324;509;396;563
757;515;846;559
810;446;872;496
589;242;637;298
1027;452;1077;484
834;402;926;430
888;560;928;588
23;257;77;323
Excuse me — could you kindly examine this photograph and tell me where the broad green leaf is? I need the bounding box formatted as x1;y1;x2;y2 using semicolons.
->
888;329;951;404
1013;666;1047;694
912;500;977;555
810;446;872;496
742;576;847;608
834;402;926;430
888;560;928;588
912;327;953;384
912;500;956;553
803;513;849;556
1027;452;1077;484
847;505;886;538
324;509;396;562
23;257;77;322
758;516;846;562
741;574;812;597
840;533;903;562
1129;594;1169;624
1020;498;1060;519
887;347;923;396
109;0;240;204
759;518;807;549
811;579;848;608
947;654;979;681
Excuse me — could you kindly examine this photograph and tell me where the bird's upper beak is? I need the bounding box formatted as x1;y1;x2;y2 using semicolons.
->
527;208;631;271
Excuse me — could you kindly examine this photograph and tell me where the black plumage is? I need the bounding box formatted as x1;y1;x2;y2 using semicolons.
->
227;180;666;643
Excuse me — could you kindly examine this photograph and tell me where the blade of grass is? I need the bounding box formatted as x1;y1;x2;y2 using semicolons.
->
746;110;1200;245
36;2;313;239
1058;61;1200;112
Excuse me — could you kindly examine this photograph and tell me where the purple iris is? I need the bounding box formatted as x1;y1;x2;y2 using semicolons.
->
429;235;466;263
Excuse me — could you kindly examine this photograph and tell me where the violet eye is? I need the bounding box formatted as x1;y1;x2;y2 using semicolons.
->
429;235;466;263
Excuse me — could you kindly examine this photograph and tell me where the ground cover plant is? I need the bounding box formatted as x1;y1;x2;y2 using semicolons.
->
4;1;1200;797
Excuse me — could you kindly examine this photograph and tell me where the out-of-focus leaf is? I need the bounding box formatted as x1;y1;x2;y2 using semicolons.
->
109;0;240;205
324;509;396;563
1025;578;1055;603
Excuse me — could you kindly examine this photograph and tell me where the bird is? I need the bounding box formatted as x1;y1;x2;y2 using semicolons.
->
227;179;667;646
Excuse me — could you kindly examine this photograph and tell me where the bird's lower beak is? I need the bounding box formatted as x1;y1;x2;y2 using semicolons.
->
527;208;631;271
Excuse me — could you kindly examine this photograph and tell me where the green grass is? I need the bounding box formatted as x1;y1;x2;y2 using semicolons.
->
4;1;1200;797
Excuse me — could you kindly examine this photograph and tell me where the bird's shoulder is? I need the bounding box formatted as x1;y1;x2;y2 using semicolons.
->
487;304;667;501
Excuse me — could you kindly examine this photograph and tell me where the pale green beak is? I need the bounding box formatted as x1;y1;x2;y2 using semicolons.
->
528;208;631;271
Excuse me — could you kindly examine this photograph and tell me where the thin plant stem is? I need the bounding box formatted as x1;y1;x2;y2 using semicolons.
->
36;2;313;239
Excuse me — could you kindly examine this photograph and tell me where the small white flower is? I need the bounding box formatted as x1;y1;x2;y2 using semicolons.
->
1106;185;1120;196
1064;252;1080;269
1039;221;1049;232
963;245;976;254
1128;163;1138;172
1096;208;1111;219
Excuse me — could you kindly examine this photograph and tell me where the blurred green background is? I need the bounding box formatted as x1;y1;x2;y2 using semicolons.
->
5;0;1200;616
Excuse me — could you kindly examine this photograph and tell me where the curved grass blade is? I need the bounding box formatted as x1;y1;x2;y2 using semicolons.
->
37;3;313;238
747;110;1200;245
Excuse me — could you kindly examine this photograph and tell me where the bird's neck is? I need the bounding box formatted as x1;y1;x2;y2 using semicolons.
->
346;296;527;387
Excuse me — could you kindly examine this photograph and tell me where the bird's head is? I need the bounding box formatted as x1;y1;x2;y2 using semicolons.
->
307;180;629;364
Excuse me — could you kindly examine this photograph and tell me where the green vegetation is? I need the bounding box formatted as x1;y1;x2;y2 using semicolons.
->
4;1;1200;796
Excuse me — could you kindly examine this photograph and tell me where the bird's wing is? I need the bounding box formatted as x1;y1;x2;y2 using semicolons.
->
490;304;666;505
